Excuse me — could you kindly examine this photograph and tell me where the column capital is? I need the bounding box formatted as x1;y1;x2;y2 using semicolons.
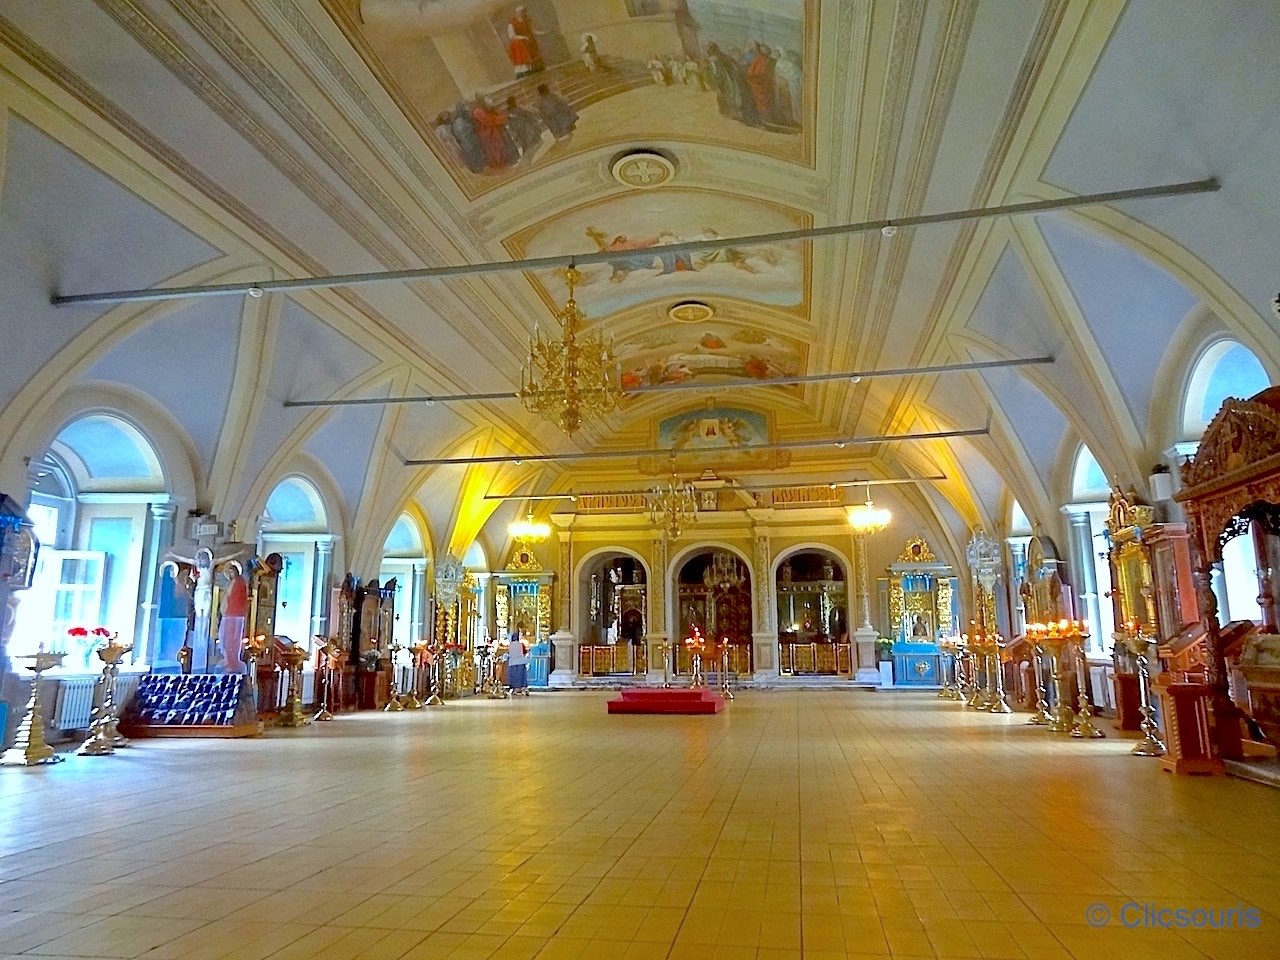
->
150;501;178;521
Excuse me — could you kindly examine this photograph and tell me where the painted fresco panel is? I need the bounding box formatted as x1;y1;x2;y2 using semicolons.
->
509;190;806;316
339;0;813;193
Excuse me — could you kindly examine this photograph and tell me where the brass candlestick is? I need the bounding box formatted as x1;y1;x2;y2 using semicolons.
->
965;648;985;708
425;645;444;706
276;642;309;727
403;642;428;708
719;644;734;700
1029;621;1088;734
661;639;672;688
938;640;960;700
383;642;405;712
314;637;342;721
78;634;133;756
1;646;66;766
1122;624;1166;756
1070;637;1105;739
1027;640;1053;725
242;633;268;716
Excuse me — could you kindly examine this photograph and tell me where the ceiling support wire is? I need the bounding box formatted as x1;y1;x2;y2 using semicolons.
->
51;178;1218;307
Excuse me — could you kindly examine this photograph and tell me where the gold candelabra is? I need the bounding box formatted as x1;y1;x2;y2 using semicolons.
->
314;636;342;721
383;642;405;712
660;639;672;688
938;638;963;700
1120;620;1165;755
425;643;444;706
401;642;428;709
719;641;735;701
649;473;697;539
962;623;1011;714
1025;620;1092;735
685;629;706;688
276;642;310;727
78;633;133;756
1;646;66;766
242;633;269;716
1025;636;1054;725
518;265;620;435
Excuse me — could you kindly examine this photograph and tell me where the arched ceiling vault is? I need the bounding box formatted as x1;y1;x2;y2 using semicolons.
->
1;0;1277;567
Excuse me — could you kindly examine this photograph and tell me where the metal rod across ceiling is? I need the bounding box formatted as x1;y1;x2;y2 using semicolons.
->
405;424;988;467
481;474;948;501
50;178;1219;307
283;355;1053;409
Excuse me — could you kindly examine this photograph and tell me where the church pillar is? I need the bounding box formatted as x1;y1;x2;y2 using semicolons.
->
412;561;429;642
751;532;776;685
311;538;334;643
549;525;576;686
646;535;669;685
135;501;176;666
1062;507;1101;648
851;532;881;683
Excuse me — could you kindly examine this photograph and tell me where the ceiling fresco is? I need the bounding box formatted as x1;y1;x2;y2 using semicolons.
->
339;0;814;194
616;318;807;394
507;189;808;317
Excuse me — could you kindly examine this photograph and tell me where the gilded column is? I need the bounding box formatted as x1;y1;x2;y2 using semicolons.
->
751;532;777;683
646;536;669;685
556;529;571;631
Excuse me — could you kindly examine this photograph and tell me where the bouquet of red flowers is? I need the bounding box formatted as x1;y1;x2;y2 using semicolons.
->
67;626;113;641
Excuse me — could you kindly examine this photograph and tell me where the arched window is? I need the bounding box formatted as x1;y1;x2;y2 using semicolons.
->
379;514;429;647
259;477;332;651
14;414;169;672
1071;447;1110;501
1064;445;1114;655
1009;500;1032;536
1183;340;1270;439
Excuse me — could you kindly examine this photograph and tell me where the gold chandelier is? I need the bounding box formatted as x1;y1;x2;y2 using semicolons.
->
648;473;697;538
508;511;551;545
518;266;620;435
846;486;892;535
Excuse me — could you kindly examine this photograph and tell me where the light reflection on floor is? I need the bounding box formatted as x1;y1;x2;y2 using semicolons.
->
0;690;1275;959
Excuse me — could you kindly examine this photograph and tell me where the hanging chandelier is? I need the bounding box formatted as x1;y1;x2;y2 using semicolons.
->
846;486;891;536
648;473;697;538
508;511;551;545
518;265;620;435
703;551;745;592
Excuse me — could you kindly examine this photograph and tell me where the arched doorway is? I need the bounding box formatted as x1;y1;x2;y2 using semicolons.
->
577;552;647;677
776;549;850;676
675;549;752;675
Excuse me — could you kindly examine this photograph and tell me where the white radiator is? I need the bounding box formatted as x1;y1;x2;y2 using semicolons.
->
51;678;97;730
51;674;145;730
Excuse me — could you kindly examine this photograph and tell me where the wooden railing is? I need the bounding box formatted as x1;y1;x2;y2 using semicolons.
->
578;643;647;676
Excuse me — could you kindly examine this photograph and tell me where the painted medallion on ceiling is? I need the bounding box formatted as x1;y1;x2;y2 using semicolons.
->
651;406;787;470
507;189;808;317
335;0;814;196
616;321;807;393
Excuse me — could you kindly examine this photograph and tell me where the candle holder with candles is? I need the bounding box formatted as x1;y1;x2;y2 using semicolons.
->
78;632;133;756
1;646;66;766
1025;620;1089;734
1119;619;1165;755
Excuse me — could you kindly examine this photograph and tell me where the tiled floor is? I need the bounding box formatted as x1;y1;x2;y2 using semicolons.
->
1;690;1277;960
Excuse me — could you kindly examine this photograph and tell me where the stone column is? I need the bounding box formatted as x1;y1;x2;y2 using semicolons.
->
1063;507;1101;650
646;536;669;685
310;539;334;642
412;561;429;642
134;501;176;666
549;524;576;686
751;533;776;685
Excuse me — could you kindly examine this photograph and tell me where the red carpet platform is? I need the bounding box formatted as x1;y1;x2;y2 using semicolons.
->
606;688;726;715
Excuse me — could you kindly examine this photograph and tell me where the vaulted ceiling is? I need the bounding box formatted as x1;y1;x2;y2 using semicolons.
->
0;0;1277;572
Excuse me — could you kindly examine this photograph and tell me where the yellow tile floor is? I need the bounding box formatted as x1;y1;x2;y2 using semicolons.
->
1;690;1277;959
